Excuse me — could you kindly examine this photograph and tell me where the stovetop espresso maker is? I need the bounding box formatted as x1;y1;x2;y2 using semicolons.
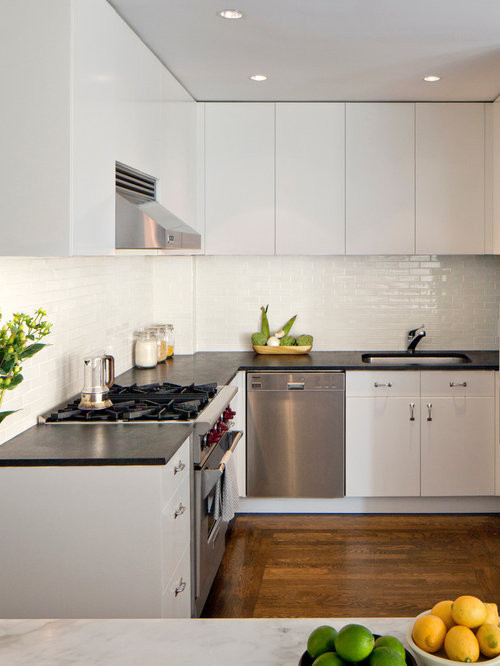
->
78;355;115;410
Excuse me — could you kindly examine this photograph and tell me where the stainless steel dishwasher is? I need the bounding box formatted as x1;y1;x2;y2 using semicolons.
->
246;371;345;498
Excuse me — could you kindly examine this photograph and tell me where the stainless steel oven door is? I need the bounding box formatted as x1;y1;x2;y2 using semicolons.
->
194;430;242;616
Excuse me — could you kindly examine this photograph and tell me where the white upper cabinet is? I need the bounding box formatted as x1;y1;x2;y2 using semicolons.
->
275;103;345;255
346;103;415;255
491;98;500;254
204;103;275;255
0;0;72;256
0;0;195;257
416;103;485;255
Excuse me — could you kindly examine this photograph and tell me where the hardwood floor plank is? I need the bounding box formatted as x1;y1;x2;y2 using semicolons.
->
202;513;500;618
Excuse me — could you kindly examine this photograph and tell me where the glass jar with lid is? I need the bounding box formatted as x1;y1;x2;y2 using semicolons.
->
166;324;175;358
134;329;158;368
150;324;175;362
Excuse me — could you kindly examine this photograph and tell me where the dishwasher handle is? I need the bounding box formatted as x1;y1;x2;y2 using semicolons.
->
287;382;305;390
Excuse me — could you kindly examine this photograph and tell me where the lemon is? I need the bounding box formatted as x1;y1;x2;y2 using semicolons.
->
476;624;500;658
412;614;447;653
312;653;347;666
484;603;500;627
335;624;375;662
308;626;338;660
444;625;480;662
451;596;487;629
369;646;406;666
431;600;456;630
374;636;406;661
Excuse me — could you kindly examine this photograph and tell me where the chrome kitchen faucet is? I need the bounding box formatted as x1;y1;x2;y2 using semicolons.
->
407;325;426;352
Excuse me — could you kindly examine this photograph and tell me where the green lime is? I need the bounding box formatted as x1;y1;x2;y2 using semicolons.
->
335;624;375;662
308;626;338;659
374;636;406;662
313;653;347;666
369;646;406;666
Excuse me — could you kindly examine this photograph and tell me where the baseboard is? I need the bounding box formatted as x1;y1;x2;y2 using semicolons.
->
238;496;500;513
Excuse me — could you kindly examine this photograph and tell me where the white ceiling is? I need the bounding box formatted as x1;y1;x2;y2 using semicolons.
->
108;0;500;102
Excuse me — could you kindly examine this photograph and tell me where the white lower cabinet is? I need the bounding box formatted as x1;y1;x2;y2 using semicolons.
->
0;436;193;619
162;545;192;618
346;396;420;497
346;372;420;497
420;372;495;496
229;371;246;497
346;371;495;498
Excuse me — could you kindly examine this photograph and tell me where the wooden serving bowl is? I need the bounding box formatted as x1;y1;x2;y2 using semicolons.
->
252;345;312;355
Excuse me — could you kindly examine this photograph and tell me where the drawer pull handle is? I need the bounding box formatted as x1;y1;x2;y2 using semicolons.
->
427;403;433;421
409;403;415;421
449;381;467;388
374;382;392;388
174;461;186;475
174;503;186;519
175;579;186;596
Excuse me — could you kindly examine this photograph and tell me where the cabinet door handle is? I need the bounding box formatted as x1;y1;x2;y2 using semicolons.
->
174;461;186;475
374;382;392;388
409;403;415;421
174;503;186;519
175;579;186;596
449;381;467;388
426;403;433;421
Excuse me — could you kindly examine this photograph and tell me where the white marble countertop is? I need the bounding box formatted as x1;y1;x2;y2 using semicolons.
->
0;617;414;666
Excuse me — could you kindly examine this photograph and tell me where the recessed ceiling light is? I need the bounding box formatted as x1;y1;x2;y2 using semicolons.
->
250;74;268;82
423;75;441;82
217;9;243;19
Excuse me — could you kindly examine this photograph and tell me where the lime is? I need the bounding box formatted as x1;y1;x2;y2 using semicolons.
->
308;626;338;659
369;646;406;666
335;624;375;662
313;653;347;666
374;636;406;662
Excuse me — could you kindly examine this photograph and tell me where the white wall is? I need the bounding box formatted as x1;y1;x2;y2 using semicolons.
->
0;257;153;444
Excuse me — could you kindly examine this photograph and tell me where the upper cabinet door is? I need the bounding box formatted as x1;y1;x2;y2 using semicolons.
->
416;103;485;255
346;103;415;255
204;103;275;255
275;103;345;255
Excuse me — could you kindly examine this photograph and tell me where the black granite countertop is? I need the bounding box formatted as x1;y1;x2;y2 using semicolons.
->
0;422;193;466
0;349;496;467
118;350;499;388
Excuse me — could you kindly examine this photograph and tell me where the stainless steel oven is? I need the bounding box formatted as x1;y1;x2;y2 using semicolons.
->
194;428;242;617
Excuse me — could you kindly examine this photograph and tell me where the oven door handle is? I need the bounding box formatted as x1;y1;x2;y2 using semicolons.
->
219;430;243;471
200;430;243;499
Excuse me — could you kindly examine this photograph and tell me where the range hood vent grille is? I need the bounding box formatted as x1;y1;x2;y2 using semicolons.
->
115;161;202;251
116;162;156;201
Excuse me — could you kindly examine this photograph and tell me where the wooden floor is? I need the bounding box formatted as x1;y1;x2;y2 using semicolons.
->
201;513;500;618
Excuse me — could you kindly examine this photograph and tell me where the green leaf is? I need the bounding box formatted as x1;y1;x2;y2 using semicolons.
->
1;359;16;373
0;410;19;423
19;343;48;359
5;374;23;389
0;367;7;376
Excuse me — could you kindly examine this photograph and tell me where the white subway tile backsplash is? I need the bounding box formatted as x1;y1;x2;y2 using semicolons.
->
194;255;500;352
0;256;154;444
0;252;499;445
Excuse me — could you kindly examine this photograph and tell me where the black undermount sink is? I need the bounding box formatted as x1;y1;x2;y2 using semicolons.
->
361;352;472;366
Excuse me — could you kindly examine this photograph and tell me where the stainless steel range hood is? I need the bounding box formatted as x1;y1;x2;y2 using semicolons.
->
115;162;201;251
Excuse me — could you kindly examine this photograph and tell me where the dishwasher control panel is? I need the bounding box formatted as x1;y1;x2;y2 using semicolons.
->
247;371;345;392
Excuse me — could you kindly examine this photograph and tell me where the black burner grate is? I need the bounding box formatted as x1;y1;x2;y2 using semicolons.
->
45;382;218;423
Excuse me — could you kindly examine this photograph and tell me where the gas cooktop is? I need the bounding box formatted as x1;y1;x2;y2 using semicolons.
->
41;382;219;423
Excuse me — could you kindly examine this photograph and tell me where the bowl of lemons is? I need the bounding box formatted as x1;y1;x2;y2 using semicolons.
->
406;596;500;666
300;623;417;666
